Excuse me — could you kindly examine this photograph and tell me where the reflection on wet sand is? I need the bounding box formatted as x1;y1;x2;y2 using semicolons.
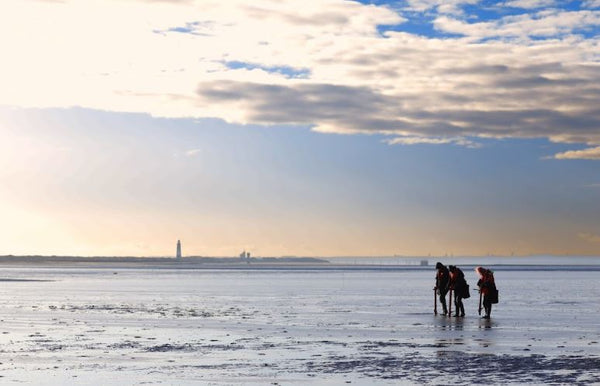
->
432;315;500;353
433;315;465;331
478;317;494;330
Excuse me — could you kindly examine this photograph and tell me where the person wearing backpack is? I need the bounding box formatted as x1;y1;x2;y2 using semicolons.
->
449;265;469;317
434;262;450;315
476;266;498;319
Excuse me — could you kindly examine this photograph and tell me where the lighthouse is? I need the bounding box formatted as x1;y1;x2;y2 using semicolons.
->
176;240;182;260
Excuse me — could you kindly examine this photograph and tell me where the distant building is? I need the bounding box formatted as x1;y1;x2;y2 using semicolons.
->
176;240;182;260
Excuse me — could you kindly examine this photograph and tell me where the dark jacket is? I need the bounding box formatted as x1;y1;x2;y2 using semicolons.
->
450;267;468;298
435;264;450;294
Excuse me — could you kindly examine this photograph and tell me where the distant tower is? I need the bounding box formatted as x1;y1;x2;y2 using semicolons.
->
176;240;182;260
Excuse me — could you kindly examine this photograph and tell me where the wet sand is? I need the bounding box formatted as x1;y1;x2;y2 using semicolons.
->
0;267;598;384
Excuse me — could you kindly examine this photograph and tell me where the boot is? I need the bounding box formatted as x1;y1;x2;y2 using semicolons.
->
483;305;491;319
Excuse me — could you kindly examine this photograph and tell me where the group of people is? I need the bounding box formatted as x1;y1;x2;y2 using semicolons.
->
434;262;498;319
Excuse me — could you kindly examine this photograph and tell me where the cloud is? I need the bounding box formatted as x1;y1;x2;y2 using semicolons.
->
384;136;480;148
195;71;600;149
1;1;600;159
583;1;600;9
404;0;478;15
502;0;557;9
554;147;600;160
196;81;398;128
434;10;600;39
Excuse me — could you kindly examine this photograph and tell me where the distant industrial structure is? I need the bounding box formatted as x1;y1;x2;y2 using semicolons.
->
239;250;250;262
176;240;182;260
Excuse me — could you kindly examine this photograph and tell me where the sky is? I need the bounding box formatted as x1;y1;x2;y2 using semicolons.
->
0;0;599;257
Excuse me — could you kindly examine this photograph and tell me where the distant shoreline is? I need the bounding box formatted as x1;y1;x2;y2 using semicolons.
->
0;255;329;266
0;255;599;271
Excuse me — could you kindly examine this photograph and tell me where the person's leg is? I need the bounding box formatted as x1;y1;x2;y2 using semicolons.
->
453;294;460;317
483;296;491;318
458;296;465;316
439;291;448;315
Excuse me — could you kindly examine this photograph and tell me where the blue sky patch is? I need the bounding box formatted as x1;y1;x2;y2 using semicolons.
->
153;21;213;37
224;61;311;79
356;1;600;39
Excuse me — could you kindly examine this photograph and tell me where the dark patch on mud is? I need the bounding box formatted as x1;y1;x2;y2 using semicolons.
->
45;303;264;321
108;341;143;350
358;340;454;349
145;343;198;352
144;342;243;353
305;351;600;384
47;304;216;318
0;278;54;282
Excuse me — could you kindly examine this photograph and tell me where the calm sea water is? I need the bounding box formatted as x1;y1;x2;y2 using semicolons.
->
0;266;598;384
